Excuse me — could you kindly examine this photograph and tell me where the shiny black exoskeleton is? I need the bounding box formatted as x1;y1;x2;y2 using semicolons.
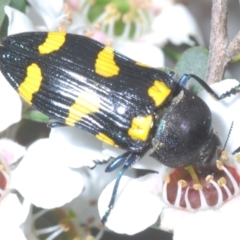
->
103;73;239;223
0;32;239;225
151;87;222;168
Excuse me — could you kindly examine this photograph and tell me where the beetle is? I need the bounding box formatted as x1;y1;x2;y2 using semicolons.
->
0;32;239;223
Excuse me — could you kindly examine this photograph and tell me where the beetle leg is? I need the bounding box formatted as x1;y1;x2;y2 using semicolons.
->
90;159;110;169
101;151;143;224
47;119;67;128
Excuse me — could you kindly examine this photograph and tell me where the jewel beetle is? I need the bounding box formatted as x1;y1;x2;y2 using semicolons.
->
0;32;239;223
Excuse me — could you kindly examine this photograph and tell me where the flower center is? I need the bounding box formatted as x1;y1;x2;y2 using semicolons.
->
162;157;240;210
82;0;152;39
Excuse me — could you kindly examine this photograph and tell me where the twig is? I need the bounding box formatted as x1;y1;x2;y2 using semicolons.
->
226;31;240;63
206;0;240;84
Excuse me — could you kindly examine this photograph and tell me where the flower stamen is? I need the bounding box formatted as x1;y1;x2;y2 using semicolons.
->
209;179;223;207
220;151;228;161
162;176;170;204
81;0;152;39
193;183;202;190
63;3;72;25
221;164;239;195
198;188;208;209
184;187;191;209
174;180;187;207
162;155;240;211
219;177;232;198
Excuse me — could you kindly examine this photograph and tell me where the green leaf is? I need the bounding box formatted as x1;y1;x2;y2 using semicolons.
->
174;46;209;94
163;46;181;62
0;0;10;32
0;0;26;38
0;15;9;38
23;109;49;123
10;0;26;13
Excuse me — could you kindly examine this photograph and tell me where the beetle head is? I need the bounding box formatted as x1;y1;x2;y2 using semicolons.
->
151;89;222;168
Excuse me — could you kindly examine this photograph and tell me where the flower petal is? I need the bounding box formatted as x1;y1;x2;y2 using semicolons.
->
1;227;27;240
98;175;163;234
198;79;240;153
114;42;164;68
64;164;118;227
50;127;110;168
0;73;22;132
5;6;35;34
173;197;240;240
102;143;162;171
11;139;83;208
0;194;28;239
27;0;65;30
0;193;27;226
150;4;203;46
151;0;174;10
0;139;25;165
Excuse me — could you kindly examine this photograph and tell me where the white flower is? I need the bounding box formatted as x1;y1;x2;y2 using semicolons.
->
97;79;240;236
0;138;26;198
0;72;22;132
63;164;123;228
27;0;66;30
0;194;29;240
10;127;115;209
68;0;203;46
162;196;240;240
113;41;164;68
0;138;26;165
0;140;28;240
66;0;202;67
140;4;203;46
5;0;67;34
5;6;35;34
11;138;84;208
23;205;87;240
50;127;115;169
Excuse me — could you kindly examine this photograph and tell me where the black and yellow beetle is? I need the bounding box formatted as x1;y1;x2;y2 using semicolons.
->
0;32;239;223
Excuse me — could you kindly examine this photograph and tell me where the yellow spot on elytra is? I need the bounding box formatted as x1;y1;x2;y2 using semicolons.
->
96;133;118;147
148;80;171;106
65;90;101;126
18;63;42;104
128;115;153;141
38;32;66;54
95;46;120;77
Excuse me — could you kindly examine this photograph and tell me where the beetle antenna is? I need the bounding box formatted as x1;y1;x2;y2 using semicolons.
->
222;121;234;151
